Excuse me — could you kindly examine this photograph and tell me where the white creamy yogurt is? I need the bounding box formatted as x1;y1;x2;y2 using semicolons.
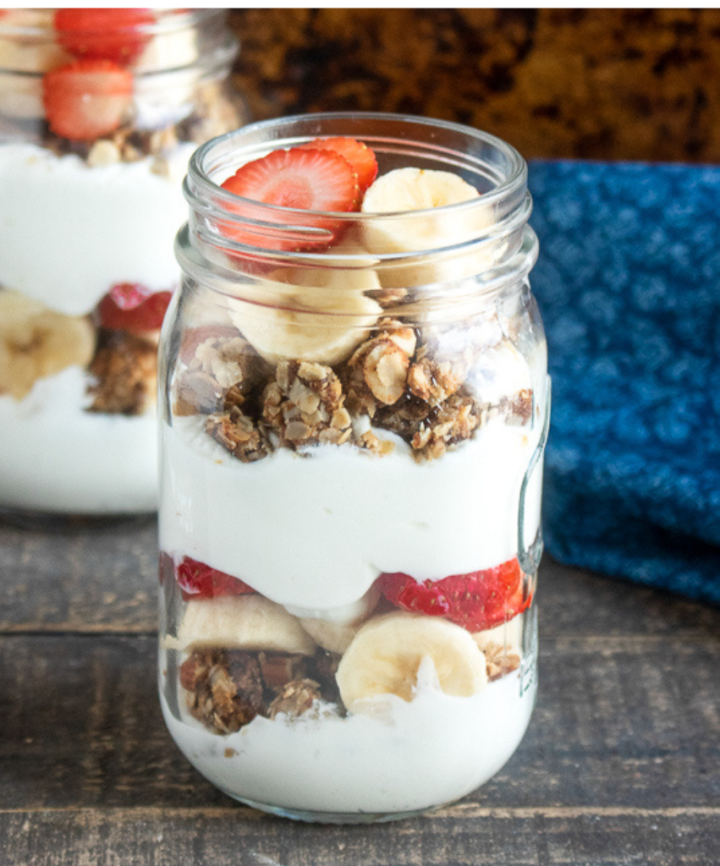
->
159;415;544;614
0;141;196;315
160;664;536;816
0;366;157;513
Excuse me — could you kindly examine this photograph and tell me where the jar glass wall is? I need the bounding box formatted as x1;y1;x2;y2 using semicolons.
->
0;8;244;521
158;113;548;822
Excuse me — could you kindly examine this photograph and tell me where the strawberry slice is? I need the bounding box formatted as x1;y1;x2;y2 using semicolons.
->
175;556;255;601
378;558;531;632
98;283;172;333
55;8;154;65
220;147;360;251
299;137;378;197
43;58;133;141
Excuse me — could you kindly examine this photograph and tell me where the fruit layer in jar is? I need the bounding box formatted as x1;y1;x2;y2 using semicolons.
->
160;135;545;815
0;8;240;514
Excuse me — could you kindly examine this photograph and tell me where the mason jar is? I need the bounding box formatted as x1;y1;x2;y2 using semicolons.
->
0;8;243;521
158;113;549;822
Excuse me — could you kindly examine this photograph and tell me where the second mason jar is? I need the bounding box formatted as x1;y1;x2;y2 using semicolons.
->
0;8;243;520
159;113;549;822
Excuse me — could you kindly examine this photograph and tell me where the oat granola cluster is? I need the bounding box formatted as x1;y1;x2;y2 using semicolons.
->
178;638;520;730
173;315;533;462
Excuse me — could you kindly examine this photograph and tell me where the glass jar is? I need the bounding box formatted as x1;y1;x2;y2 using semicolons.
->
0;8;243;521
158;113;549;822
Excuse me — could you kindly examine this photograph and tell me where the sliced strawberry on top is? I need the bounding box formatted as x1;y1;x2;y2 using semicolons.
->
299;137;378;198
175;556;255;601
98;283;172;333
55;8;154;65
379;557;531;633
219;147;360;251
43;58;133;141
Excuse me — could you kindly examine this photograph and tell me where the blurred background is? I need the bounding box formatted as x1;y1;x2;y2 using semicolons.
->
227;8;720;164
227;8;720;604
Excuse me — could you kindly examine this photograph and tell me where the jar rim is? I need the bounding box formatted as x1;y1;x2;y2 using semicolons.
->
188;111;528;224
0;8;223;39
0;8;236;76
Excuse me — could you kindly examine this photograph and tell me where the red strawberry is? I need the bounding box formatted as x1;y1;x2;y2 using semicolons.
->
55;8;154;65
98;283;172;333
379;558;531;632
175;556;255;601
300;137;378;197
220;147;360;251
43;58;133;141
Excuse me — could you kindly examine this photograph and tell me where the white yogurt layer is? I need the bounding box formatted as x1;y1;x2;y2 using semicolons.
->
0;141;196;316
161;662;536;816
159;414;544;615
0;366;157;513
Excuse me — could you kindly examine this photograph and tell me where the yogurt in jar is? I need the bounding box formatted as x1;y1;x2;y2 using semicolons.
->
158;114;545;820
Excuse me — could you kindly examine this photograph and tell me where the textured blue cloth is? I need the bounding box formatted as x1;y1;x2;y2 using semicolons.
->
528;161;720;604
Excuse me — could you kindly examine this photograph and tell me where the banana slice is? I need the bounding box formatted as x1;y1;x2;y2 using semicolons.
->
295;582;381;654
472;616;522;655
175;595;318;656
298;619;360;655
227;233;383;365
361;167;500;290
0;290;96;400
0;10;71;72
336;612;488;711
0;10;72;119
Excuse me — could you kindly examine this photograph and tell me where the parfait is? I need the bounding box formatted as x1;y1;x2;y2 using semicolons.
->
0;8;241;518
159;114;548;822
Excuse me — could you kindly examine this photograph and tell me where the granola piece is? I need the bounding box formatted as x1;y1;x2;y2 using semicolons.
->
373;388;483;461
87;329;157;415
268;678;322;720
344;324;417;416
410;391;483;460
363;339;410;405
174;370;226;417
206;405;270;463
87;139;121;167
483;641;521;682
356;430;396;456
407;354;465;406
174;333;265;416
258;652;308;691
373;286;408;308
500;389;533;425
306;650;343;707
180;649;267;734
262;360;352;448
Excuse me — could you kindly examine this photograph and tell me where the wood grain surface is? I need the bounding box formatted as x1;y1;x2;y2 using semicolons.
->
0;518;718;865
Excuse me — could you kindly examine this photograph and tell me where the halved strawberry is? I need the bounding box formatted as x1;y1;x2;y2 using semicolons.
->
219;147;360;251
175;556;255;601
43;58;133;141
98;283;172;333
299;137;378;198
55;8;154;65
378;557;531;632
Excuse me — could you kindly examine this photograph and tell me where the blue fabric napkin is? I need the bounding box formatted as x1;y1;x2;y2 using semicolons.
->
527;160;720;605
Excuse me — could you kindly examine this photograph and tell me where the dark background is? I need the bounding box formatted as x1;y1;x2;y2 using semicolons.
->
227;8;720;164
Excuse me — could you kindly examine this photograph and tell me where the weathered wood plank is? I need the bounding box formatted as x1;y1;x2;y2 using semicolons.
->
2;518;719;639
1;634;718;811
0;518;158;633
2;807;719;866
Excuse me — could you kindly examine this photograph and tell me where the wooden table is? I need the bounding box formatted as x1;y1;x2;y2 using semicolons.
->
1;517;718;865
